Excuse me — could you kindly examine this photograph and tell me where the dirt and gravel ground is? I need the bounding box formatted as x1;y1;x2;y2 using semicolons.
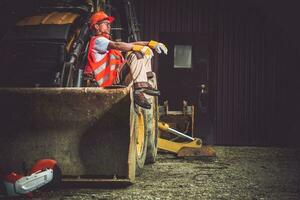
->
3;146;300;200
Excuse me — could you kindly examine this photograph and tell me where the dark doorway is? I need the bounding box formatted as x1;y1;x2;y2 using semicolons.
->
158;32;214;144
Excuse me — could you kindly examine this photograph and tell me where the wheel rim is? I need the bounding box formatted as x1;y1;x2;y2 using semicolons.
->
136;112;145;158
149;97;157;143
152;97;158;145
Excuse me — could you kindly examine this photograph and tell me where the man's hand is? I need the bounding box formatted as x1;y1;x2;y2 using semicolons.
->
132;45;154;59
148;40;168;55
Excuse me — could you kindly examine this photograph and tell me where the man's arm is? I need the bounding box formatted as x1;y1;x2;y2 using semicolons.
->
108;40;168;55
130;41;149;46
107;41;149;52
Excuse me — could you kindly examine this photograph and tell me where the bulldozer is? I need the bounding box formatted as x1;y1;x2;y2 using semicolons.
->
0;0;158;187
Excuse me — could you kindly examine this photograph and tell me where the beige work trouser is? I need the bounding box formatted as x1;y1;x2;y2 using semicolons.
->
116;52;152;85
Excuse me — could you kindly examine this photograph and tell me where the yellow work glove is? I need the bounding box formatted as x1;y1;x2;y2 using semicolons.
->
148;40;168;55
132;45;153;59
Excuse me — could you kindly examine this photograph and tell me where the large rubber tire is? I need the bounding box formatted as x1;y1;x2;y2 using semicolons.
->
145;73;159;164
132;106;148;176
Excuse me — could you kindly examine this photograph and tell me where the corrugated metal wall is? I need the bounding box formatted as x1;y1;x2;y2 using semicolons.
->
135;0;300;146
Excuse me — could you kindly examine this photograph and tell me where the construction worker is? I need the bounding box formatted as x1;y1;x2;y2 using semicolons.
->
85;11;168;109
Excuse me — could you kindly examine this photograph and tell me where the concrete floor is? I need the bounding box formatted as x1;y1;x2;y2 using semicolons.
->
2;146;300;200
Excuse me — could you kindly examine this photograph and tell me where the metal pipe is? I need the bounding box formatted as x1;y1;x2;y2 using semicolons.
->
158;122;195;141
76;69;83;87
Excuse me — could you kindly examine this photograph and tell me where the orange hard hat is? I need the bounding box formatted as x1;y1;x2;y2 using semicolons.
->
89;11;115;29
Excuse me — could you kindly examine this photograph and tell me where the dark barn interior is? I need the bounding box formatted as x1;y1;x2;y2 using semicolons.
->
135;0;300;147
0;0;300;199
0;0;299;147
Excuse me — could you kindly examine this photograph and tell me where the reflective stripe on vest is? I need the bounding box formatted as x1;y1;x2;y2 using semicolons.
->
87;36;124;87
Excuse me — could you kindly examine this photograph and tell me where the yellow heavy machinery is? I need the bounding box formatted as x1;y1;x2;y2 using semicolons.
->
0;0;158;185
158;101;216;158
158;122;216;157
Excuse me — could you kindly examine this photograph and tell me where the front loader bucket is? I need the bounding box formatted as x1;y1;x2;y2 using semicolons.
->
0;88;136;184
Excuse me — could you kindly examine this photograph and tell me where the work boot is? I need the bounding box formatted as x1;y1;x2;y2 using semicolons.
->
134;90;151;109
133;82;160;96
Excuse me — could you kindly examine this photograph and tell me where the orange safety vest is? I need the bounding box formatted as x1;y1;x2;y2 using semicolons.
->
86;36;124;87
